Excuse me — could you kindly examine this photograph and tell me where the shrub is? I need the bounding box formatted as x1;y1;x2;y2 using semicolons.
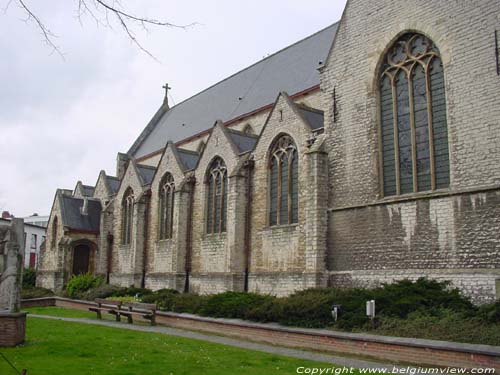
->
478;301;500;324
106;295;139;303
66;273;104;299
142;289;179;310
111;287;153;298
172;293;208;314
200;292;275;320
22;267;37;289
81;284;125;301
21;287;54;299
372;278;475;319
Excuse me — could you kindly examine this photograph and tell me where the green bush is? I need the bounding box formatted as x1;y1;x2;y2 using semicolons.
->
141;289;179;309
81;284;125;301
200;292;275;320
171;293;209;314
112;286;153;298
22;267;37;289
478;301;500;324
21;287;54;299
66;273;104;299
106;295;139;303
372;309;500;346
371;278;475;319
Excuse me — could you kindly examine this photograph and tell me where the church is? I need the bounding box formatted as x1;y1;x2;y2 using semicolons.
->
38;0;500;304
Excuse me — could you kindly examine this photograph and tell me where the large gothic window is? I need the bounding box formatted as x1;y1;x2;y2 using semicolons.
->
269;135;298;226
206;157;228;234
159;173;175;240
121;188;134;245
380;33;450;197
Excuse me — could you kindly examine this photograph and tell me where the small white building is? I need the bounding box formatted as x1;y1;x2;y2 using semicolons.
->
0;218;47;269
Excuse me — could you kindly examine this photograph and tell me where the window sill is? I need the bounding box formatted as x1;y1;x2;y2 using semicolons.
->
203;232;227;240
263;223;299;232
379;188;451;204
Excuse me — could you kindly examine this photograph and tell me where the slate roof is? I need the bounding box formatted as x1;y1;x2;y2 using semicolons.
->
59;195;101;233
129;22;339;159
81;185;95;197
298;106;324;130
227;129;259;154
136;164;156;186
106;176;120;194
177;149;200;171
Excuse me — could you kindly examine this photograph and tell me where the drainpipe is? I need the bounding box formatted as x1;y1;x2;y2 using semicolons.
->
141;190;151;289
243;158;254;292
184;176;196;293
106;232;113;284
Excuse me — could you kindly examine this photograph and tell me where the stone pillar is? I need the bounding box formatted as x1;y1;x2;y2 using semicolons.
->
0;218;27;347
304;140;329;288
225;173;247;290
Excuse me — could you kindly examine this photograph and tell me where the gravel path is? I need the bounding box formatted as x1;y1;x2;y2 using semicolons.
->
29;314;406;371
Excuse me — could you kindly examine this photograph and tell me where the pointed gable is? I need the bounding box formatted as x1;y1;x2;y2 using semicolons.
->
226;128;258;154
136;164;156;186
73;181;95;198
194;120;242;179
58;194;101;233
150;141;188;191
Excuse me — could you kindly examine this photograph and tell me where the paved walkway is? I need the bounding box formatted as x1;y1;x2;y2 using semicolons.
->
30;314;405;371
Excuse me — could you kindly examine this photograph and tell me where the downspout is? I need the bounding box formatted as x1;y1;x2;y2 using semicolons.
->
184;176;196;293
106;232;113;284
141;190;151;289
243;158;254;292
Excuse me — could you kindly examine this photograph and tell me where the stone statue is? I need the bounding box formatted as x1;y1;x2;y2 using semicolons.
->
0;218;24;313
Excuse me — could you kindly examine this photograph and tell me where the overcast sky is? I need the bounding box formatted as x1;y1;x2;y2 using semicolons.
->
0;0;347;217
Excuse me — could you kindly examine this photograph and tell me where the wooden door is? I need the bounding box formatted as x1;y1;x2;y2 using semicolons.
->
72;245;90;275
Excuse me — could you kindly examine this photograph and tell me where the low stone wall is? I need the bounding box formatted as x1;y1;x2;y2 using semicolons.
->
21;297;500;369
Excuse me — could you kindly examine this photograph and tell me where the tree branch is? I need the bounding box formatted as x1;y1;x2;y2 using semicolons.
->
9;0;196;60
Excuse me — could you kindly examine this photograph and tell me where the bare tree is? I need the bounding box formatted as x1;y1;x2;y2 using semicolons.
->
4;0;195;60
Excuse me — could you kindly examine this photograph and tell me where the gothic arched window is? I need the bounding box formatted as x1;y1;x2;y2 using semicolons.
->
121;188;134;245
269;135;298;226
206;157;227;234
379;33;450;197
159;173;175;240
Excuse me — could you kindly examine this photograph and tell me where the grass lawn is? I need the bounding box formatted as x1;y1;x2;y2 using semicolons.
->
24;306;97;319
0;309;362;375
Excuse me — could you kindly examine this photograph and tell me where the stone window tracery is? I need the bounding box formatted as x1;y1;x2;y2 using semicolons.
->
121;188;134;245
269;135;298;226
380;33;450;196
206;157;227;234
159;173;175;240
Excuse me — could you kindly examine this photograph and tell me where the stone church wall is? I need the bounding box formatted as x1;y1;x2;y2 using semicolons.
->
320;0;500;302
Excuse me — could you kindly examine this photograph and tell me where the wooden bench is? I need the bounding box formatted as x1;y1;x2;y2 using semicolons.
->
89;298;122;321
119;302;157;326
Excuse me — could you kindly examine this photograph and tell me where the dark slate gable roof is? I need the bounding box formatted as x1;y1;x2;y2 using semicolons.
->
106;176;120;194
298;106;324;130
136;164;156;186
177;149;200;171
227;129;258;154
129;23;339;159
81;185;95;197
59;195;101;233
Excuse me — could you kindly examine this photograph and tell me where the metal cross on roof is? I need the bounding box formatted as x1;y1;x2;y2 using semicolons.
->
162;83;171;107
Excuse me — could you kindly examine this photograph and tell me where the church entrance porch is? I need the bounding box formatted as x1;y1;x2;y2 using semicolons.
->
69;240;97;277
